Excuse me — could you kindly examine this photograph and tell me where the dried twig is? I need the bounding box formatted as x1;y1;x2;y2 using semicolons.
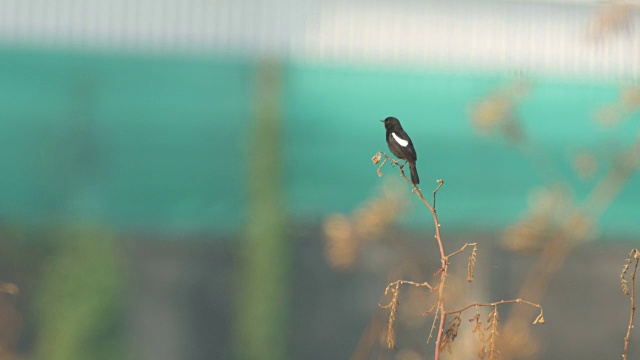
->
470;307;487;359
446;299;545;325
622;249;640;360
373;152;448;356
468;244;478;282
373;152;544;359
378;279;435;350
486;306;499;360
440;314;461;354
447;242;477;260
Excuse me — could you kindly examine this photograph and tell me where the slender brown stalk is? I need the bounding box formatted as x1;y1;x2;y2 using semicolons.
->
622;249;640;360
373;152;543;359
387;157;450;359
446;299;544;324
374;152;448;358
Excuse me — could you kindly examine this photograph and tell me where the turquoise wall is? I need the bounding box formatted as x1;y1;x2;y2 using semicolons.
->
1;47;638;238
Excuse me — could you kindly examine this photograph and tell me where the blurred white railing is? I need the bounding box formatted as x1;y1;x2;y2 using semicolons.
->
0;0;637;78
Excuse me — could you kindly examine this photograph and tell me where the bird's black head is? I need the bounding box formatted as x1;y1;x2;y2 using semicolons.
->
381;116;402;130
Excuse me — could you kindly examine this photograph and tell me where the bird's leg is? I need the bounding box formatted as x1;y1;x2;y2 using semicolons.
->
391;160;408;169
399;160;408;174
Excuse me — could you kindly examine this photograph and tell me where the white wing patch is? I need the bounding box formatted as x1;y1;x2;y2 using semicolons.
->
392;132;409;147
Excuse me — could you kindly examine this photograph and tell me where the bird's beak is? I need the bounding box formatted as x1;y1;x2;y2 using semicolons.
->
379;119;384;122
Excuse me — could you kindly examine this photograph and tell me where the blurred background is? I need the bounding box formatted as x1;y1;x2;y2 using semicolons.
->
0;0;639;359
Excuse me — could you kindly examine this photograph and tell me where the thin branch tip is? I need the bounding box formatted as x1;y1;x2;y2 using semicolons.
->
622;249;639;360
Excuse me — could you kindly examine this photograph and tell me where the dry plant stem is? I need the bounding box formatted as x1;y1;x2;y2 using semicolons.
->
396;161;449;359
393;165;484;356
374;152;542;359
375;153;447;356
434;277;447;360
622;249;640;360
375;152;452;360
446;299;544;323
379;279;436;350
381;280;435;295
447;243;476;259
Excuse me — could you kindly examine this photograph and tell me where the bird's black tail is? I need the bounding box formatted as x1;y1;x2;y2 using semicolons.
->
409;162;420;185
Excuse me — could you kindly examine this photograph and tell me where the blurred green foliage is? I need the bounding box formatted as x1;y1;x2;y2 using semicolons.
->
234;61;290;360
34;227;125;360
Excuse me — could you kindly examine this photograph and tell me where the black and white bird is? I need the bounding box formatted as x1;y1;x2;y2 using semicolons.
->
381;116;420;185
